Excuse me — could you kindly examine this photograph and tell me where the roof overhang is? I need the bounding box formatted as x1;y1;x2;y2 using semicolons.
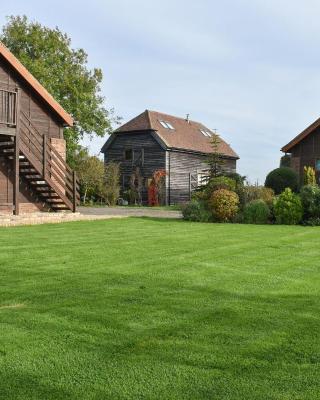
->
0;42;73;127
281;117;320;153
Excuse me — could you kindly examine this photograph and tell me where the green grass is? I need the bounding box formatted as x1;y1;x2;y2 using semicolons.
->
1;218;320;399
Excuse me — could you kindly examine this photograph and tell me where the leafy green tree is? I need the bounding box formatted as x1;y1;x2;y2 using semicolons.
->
0;15;118;162
74;148;105;204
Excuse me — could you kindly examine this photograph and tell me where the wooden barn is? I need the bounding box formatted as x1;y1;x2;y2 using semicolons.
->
101;110;239;204
0;42;79;214
281;117;320;183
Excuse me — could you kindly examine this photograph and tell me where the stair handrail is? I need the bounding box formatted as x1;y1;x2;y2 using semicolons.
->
19;111;80;211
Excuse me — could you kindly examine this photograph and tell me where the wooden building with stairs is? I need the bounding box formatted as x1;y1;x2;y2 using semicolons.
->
0;42;79;214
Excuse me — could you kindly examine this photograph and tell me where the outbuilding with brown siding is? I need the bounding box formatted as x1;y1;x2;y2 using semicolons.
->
101;110;239;204
281;117;320;183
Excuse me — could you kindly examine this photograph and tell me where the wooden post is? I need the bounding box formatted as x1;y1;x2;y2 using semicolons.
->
42;134;47;178
72;171;77;213
13;88;21;216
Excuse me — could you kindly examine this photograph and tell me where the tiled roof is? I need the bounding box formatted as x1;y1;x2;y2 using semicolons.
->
115;110;239;158
0;42;73;126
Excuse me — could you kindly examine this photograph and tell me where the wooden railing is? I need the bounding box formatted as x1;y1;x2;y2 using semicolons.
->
19;111;80;211
0;89;17;127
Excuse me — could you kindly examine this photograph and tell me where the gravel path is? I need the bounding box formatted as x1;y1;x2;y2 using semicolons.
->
79;206;182;219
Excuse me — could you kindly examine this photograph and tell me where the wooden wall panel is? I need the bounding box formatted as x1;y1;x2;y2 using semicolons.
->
168;150;236;204
104;131;238;205
105;132;166;203
0;56;62;139
0;56;64;212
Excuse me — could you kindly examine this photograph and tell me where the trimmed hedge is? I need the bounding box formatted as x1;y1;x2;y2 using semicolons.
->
265;167;299;195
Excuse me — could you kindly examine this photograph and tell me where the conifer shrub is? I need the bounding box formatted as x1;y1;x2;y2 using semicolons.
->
303;166;316;186
273;188;303;225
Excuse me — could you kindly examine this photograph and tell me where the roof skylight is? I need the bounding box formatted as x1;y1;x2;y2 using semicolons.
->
159;120;174;130
200;129;212;137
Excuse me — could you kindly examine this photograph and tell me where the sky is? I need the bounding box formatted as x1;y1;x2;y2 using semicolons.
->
1;0;320;183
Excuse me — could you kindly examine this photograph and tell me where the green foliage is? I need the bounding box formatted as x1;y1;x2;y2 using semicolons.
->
303;166;316;186
101;162;120;206
1;15;118;163
300;185;320;221
273;188;303;225
243;200;270;224
73;148;105;203
280;154;291;168
209;189;239;222
225;172;247;209
265;167;299;194
244;186;275;206
207;176;236;192
181;200;211;222
302;217;320;226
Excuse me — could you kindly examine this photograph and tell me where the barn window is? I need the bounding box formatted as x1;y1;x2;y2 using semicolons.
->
124;149;133;161
197;172;209;186
134;148;144;166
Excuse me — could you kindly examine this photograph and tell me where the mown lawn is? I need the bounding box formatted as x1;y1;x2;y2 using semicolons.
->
1;218;320;399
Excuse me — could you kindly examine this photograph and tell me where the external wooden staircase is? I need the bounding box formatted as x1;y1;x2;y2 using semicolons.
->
0;88;80;214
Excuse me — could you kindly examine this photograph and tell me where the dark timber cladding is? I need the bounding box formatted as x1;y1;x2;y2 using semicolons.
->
102;110;239;205
0;42;80;214
281;117;320;183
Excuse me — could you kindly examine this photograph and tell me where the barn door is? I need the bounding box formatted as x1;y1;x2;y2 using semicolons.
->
189;173;198;200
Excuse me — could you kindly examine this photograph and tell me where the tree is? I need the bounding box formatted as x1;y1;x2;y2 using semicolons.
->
0;15;118;163
101;162;120;206
74;148;105;204
206;135;225;178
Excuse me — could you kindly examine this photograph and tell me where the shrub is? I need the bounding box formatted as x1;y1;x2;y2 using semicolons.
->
243;200;270;224
300;185;320;220
225;172;246;209
303;217;320;226
265;167;299;195
207;176;236;192
182;200;211;222
209;189;239;222
303;166;316;186
273;188;303;225
244;186;274;206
